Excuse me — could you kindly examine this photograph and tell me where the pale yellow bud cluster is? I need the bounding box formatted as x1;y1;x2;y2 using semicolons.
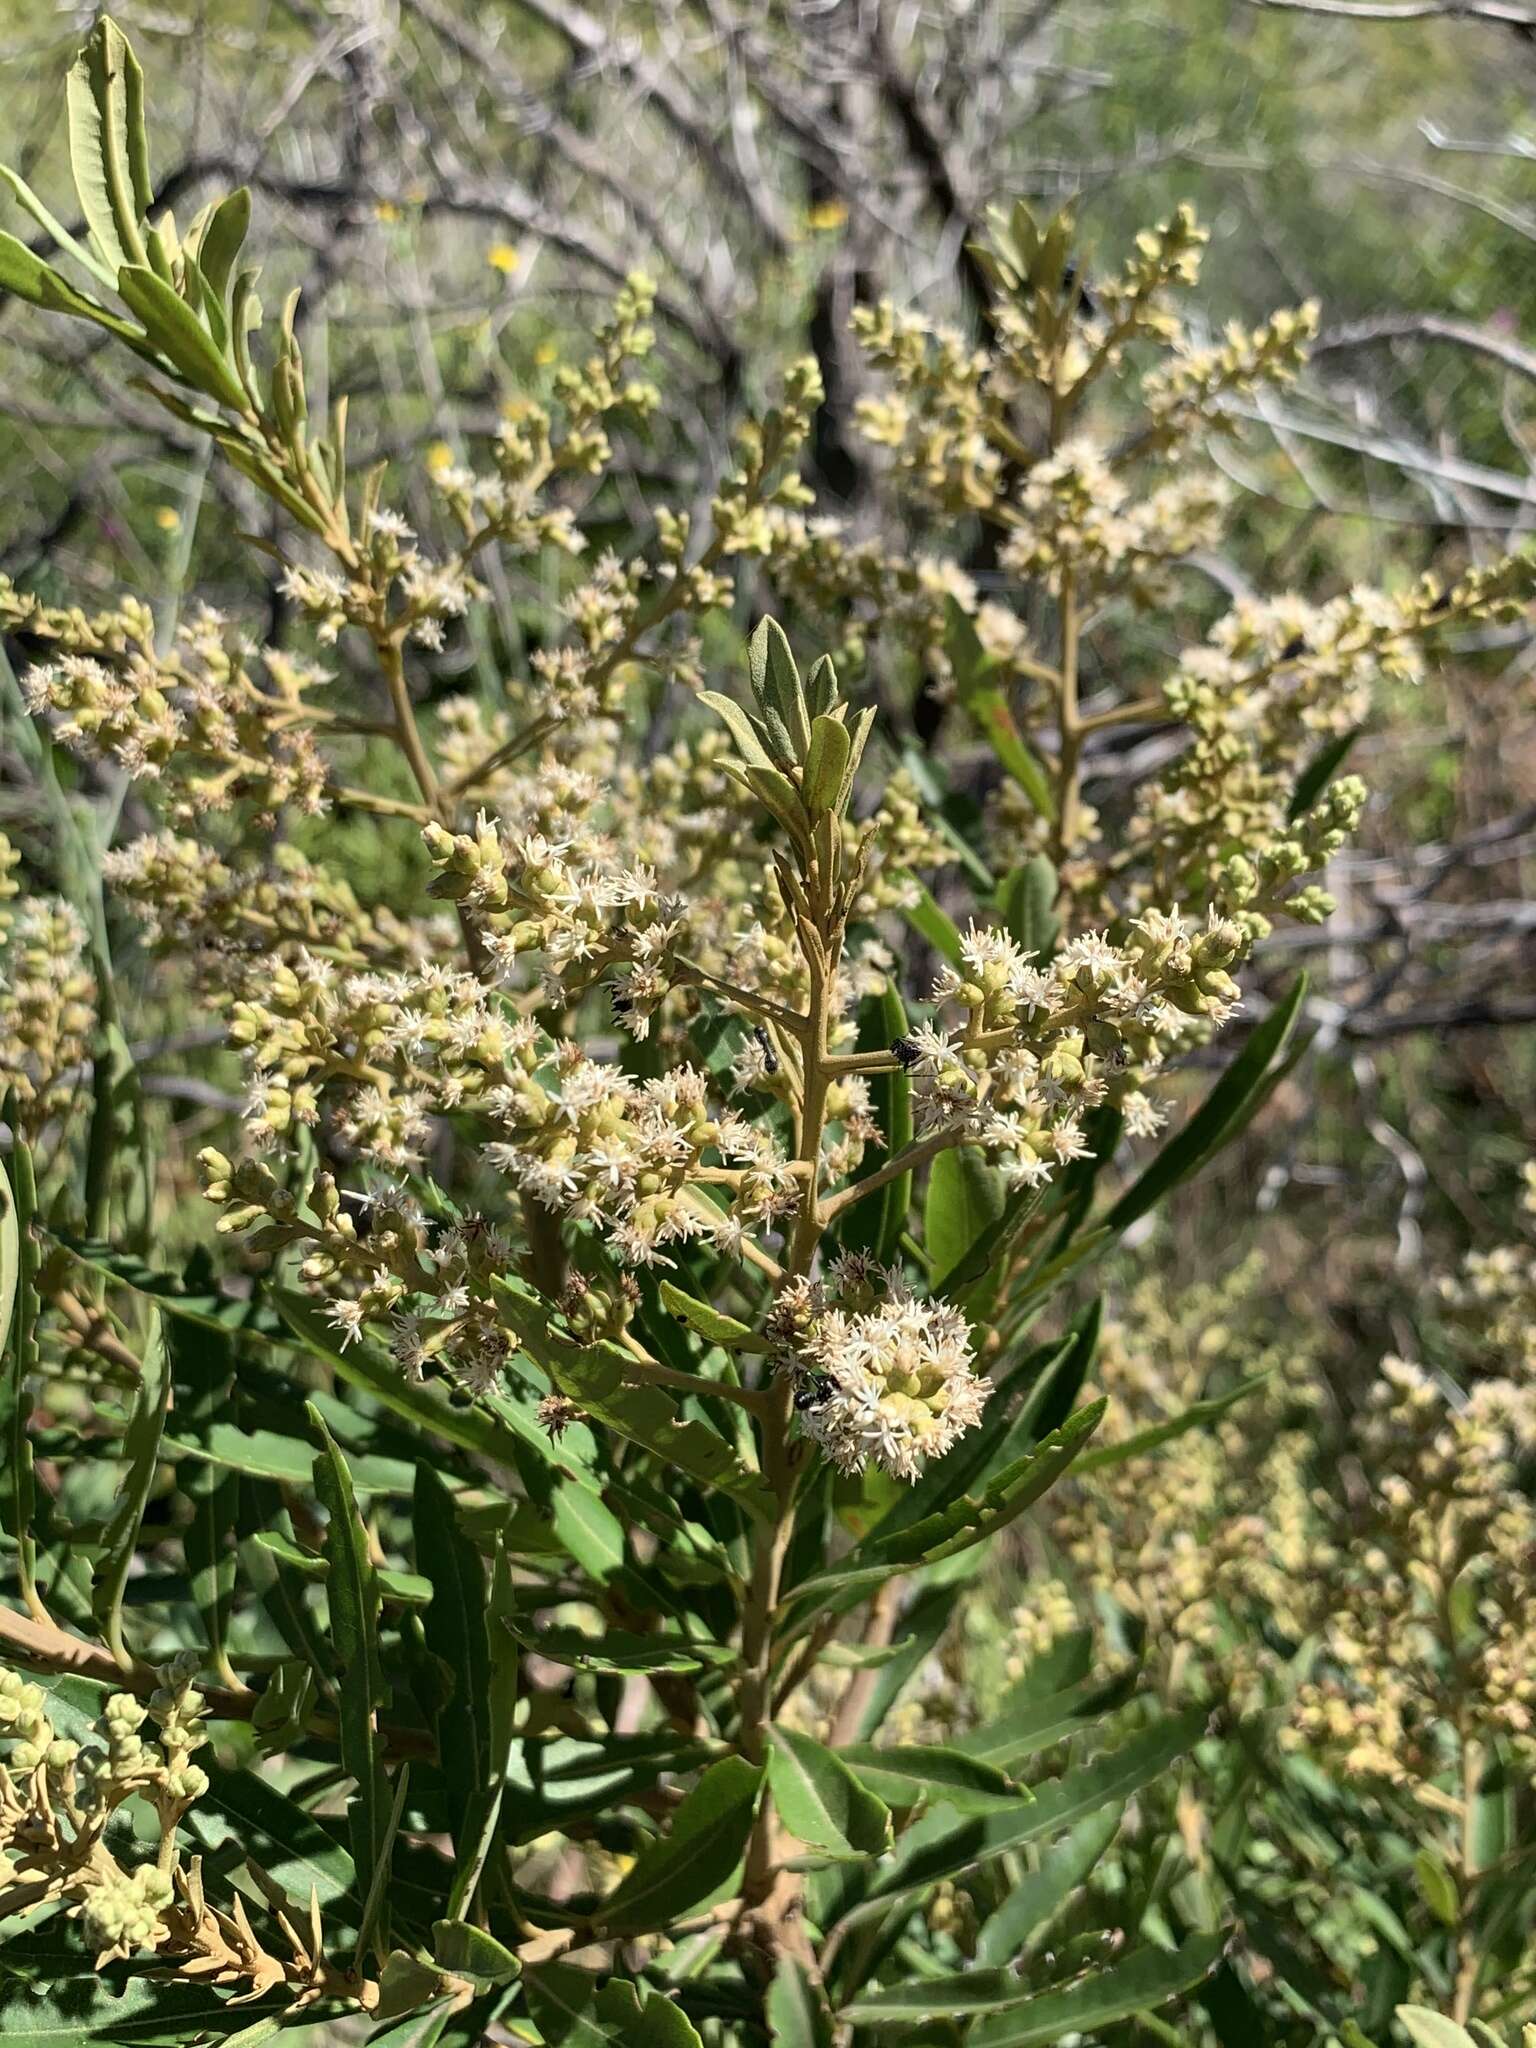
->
5;590;329;816
0;843;95;1135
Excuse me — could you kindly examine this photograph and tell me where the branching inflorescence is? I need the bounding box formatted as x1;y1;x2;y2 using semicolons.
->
0;19;1533;2044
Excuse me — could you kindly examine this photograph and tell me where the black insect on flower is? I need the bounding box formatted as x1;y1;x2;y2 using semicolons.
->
793;1370;833;1413
1062;258;1097;319
1279;635;1307;662
890;1035;921;1071
752;1024;779;1075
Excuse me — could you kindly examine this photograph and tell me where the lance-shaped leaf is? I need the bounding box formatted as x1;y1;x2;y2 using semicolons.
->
91;1310;172;1663
657;1279;757;1349
273;1287;548;1474
786;1402;1104;1609
767;1726;892;1857
836;982;913;1263
900;877;964;968
956;1672;1120;1773
116;264;250;410
499;1733;718;1844
508;1624;735;1675
997;854;1059;960
309;1405;391;1952
749;615;810;757
698;689;774;771
494;1282;775;1523
926;1146;1006;1291
67;16;151;275
841;1745;1023;1816
767;1957;834;2048
854;1711;1203;1915
1105;973;1309;1233
594;1757;762;1937
966;1934;1223;2046
973;1807;1121;1964
803;713;852;814
0;1132;34;1609
1289;725;1362;820
414;1465;492;1863
525;1965;704;2048
946;597;1056;819
171;1306;240;1683
167;1418;415;1496
1073;1371;1269;1475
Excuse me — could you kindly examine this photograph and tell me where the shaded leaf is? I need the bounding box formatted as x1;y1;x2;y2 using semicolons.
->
973;1807;1121;1964
494;1282;774;1522
767;1726;891;1857
841;1745;1021;1817
967;1934;1224;2046
926;1147;1006;1292
595;1758;761;1937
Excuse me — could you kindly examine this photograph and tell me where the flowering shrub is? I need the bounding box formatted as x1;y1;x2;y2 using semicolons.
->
0;20;1532;2046
1016;1170;1536;2030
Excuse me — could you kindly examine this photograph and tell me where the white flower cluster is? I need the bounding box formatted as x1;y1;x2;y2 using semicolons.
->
897;910;1241;1189
770;1256;990;1481
485;1039;799;1265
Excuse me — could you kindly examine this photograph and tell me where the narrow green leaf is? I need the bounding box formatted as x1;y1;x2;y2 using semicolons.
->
0;1137;18;1378
657;1279;756;1349
843;1968;1039;2022
272;1287;557;1477
166;1418;414;1496
957;1674;1113;1772
767;1956;833;2048
768;1725;892;1857
1106;973;1309;1232
525;1967;703;2048
415;1465;490;1857
508;1624;734;1675
431;1919;519;1984
967;1935;1223;2045
498;1733;716;1844
836;981;912;1263
841;1745;1022;1816
308;1405;390;1953
900;878;964;968
997;854;1059;960
803;714;852;813
973;1807;1121;1964
1412;1848;1458;1929
946;596;1055;818
595;1757;762;1937
860;1711;1203;1912
1073;1372;1269;1475
1394;2014;1478;2048
1288;724;1362;820
0;164;117;287
116;264;249;409
926;1146;1006;1291
67;17;150;273
750;615;810;756
788;1402;1104;1607
698;689;774;771
494;1281;775;1522
196;186;252;304
171;1312;240;1683
91;1310;172;1661
447;1542;519;1912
